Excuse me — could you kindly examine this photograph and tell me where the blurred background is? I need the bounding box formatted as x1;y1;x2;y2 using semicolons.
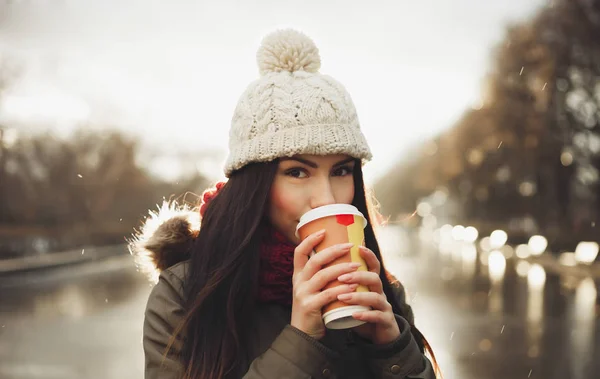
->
0;0;599;378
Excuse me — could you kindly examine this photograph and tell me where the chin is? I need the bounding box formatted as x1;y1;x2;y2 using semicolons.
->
287;227;300;245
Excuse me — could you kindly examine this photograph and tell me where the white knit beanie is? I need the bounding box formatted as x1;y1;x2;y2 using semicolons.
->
224;29;372;177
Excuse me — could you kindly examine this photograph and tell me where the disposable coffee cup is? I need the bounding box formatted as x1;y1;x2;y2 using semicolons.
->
295;204;370;329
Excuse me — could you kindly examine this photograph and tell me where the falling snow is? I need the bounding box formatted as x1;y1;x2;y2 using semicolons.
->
77;174;83;178
501;325;505;334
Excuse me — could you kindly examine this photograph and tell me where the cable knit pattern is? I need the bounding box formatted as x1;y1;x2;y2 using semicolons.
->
224;29;372;176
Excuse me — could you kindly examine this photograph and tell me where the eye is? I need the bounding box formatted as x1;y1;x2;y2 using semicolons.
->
285;168;308;178
333;165;354;177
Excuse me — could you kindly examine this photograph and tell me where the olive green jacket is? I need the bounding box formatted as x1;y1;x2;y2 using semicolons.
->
131;205;436;379
144;261;435;379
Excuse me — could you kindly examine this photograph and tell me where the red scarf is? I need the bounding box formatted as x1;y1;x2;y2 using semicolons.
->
257;226;296;306
201;182;296;306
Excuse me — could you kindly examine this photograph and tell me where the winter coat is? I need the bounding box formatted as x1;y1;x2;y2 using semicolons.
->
131;204;437;379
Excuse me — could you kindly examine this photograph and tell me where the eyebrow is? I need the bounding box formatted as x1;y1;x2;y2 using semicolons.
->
280;157;355;168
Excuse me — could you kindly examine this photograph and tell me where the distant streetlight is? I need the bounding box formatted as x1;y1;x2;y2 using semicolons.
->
440;224;453;239
528;235;548;256
467;148;484;166
490;230;508;249
431;190;448;206
488;250;507;282
416;202;432;217
560;151;574;166
516;244;532;259
518;181;537;197
463;226;479;243
496;166;511;183
574;242;599;265
451;225;465;241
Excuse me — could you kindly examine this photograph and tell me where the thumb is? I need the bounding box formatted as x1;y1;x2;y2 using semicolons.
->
293;230;325;273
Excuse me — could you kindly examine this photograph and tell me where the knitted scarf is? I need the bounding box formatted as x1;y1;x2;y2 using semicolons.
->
257;225;296;306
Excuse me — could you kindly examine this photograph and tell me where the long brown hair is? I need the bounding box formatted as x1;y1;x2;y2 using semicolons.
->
169;159;439;378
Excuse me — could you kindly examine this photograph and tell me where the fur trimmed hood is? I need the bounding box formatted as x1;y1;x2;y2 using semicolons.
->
128;201;200;283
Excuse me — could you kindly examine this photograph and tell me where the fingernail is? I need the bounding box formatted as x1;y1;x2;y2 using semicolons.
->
349;263;361;269
340;243;354;250
338;293;352;300
338;273;352;281
348;283;359;289
316;229;326;237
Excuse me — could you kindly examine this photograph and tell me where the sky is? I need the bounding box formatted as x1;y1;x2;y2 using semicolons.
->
0;0;547;183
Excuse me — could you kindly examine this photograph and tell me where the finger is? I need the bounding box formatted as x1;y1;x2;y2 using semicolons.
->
302;243;354;280
359;246;381;275
311;284;359;310
304;262;362;293
352;309;396;325
337;291;391;311
337;270;384;293
293;230;326;274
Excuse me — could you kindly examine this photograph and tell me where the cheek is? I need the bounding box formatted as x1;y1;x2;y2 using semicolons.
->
268;181;305;227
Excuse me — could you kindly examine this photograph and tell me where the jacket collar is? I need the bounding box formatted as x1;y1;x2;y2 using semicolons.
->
128;201;200;283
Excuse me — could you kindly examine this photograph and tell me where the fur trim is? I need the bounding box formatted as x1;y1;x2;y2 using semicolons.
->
128;201;200;283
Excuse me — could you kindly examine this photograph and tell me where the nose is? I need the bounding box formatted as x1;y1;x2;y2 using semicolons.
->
310;177;336;209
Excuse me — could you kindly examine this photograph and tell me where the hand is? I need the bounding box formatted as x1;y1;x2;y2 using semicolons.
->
336;246;401;345
291;230;362;340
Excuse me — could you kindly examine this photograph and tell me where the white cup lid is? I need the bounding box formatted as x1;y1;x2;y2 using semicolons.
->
322;305;369;329
295;204;367;237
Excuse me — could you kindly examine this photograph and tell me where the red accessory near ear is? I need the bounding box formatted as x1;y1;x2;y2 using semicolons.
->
200;181;226;217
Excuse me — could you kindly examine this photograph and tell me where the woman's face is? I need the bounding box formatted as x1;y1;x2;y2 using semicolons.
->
268;154;356;244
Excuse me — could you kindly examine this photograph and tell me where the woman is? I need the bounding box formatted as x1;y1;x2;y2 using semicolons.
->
131;29;438;379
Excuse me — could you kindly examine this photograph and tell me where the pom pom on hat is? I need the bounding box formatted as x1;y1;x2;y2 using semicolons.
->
256;29;321;76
